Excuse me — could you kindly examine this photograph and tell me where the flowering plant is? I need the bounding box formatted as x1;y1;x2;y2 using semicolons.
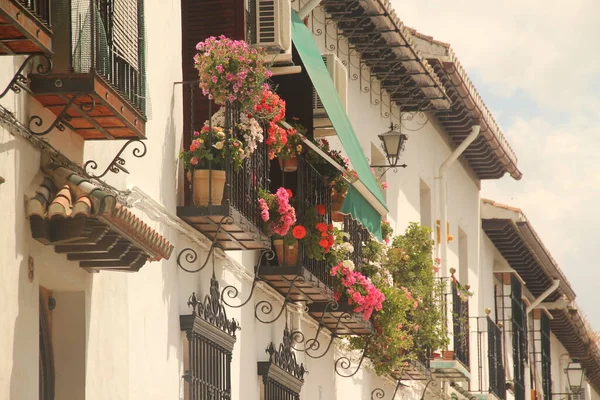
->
253;88;286;123
278;119;306;160
381;219;393;244
302;204;336;261
331;262;385;321
265;122;288;160
258;188;297;237
211;108;264;159
194;36;272;107
179;123;245;172
386;223;449;361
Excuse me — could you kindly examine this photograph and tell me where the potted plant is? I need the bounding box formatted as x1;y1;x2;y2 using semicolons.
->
302;204;336;261
194;36;272;108
179;117;246;206
258;188;299;265
277;118;306;172
330;261;385;321
272;225;307;266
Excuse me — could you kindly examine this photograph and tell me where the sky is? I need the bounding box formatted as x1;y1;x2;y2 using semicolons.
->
394;1;600;328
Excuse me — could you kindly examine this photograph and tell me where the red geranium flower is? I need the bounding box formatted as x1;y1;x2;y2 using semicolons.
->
286;189;293;198
316;222;328;232
319;239;329;248
315;204;326;216
292;225;307;240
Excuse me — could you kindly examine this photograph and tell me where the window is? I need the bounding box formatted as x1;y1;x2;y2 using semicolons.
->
181;277;240;400
487;316;506;400
540;313;551;400
39;287;55;400
458;228;468;284
452;281;470;368
258;327;307;400
419;180;432;229
510;275;527;400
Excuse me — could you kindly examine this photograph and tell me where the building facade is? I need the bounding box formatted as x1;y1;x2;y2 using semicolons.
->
0;1;598;400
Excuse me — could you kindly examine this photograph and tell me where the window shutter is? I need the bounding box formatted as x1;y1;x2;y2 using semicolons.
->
113;0;139;69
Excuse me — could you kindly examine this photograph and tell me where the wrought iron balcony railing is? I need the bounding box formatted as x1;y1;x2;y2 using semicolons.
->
471;315;506;400
452;281;470;368
18;0;50;25
343;215;369;269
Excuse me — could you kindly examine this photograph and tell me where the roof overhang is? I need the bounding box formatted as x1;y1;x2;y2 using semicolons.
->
481;199;575;301
321;0;451;112
410;32;522;181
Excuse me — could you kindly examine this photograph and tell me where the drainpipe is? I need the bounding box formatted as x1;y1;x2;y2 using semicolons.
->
527;279;560;313
437;125;480;274
297;0;322;19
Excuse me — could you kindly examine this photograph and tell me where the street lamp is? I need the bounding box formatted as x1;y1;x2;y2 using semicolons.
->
566;360;584;394
370;123;409;173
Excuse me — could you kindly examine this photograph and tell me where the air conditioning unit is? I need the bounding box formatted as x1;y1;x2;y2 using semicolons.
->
254;0;292;65
313;53;348;137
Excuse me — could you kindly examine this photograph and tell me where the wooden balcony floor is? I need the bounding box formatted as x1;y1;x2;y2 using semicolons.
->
29;72;145;139
308;302;373;336
178;204;270;251
258;265;334;303
0;1;52;55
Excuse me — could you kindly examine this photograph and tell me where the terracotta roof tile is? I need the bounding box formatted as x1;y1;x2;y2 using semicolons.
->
27;165;174;264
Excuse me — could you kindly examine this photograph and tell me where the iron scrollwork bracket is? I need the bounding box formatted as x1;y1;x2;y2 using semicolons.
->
28;94;95;137
83;139;147;179
371;381;408;400
254;274;308;324
176;216;234;274
0;54;52;100
221;248;274;309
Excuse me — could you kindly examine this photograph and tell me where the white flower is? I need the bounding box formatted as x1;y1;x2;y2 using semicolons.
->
213;141;224;150
341;242;354;254
342;260;355;271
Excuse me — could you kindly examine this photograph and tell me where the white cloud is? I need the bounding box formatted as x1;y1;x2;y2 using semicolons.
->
392;0;600;325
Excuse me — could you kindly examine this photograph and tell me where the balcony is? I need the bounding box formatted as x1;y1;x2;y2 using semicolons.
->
28;0;146;139
0;0;52;55
258;156;334;302
430;277;471;381
177;98;270;251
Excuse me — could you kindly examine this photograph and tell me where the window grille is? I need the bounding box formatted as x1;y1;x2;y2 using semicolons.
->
540;313;551;400
488;316;506;400
180;276;240;400
511;275;527;400
258;327;307;400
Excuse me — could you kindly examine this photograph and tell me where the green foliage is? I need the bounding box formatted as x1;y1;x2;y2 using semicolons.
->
387;222;448;360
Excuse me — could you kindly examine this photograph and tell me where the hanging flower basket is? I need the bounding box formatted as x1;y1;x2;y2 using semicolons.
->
194;36;272;108
278;154;298;172
274;239;299;266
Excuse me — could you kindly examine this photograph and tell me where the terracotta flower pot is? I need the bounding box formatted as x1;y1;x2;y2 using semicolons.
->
331;190;347;222
191;169;226;206
274;239;299;266
278;155;298;172
442;350;454;360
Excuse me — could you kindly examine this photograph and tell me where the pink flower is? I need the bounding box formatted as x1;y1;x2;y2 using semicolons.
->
190;157;198;165
413;301;419;310
414;324;420;332
381;182;388;189
397;323;403;329
211;76;218;83
193;130;200;137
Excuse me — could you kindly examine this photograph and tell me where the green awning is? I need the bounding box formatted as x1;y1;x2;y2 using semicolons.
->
291;11;388;239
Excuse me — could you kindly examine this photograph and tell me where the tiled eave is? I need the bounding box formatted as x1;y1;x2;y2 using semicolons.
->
481;199;575;301
482;218;572;302
549;308;600;393
27;163;173;272
320;0;451;112
408;30;521;181
430;60;521;180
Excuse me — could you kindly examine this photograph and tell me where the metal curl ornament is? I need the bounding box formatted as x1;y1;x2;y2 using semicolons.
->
83;139;147;179
254;274;307;324
0;54;51;99
220;249;274;308
176;216;234;273
28;95;79;136
333;336;372;378
371;381;406;400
